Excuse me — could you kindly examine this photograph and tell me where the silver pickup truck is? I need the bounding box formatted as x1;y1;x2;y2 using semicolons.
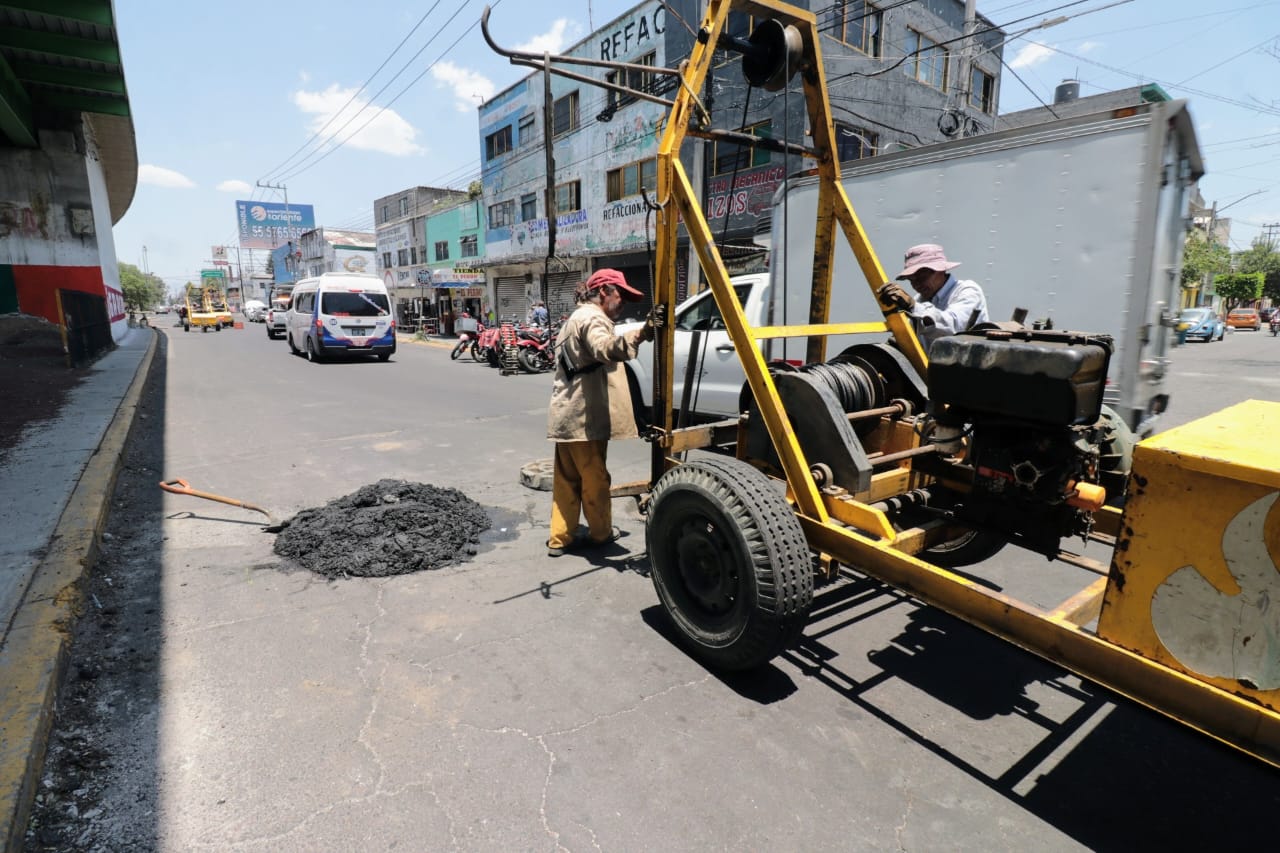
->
265;284;294;340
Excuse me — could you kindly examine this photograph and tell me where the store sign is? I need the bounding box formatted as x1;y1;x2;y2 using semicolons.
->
432;266;486;286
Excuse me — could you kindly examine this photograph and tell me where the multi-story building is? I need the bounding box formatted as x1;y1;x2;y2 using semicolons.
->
374;186;470;311
477;0;1003;318
297;228;377;279
424;197;489;330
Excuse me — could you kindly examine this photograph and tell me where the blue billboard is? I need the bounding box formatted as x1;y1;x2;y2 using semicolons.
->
235;200;316;249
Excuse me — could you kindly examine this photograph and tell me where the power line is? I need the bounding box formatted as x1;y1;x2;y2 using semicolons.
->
258;0;450;184
274;0;489;184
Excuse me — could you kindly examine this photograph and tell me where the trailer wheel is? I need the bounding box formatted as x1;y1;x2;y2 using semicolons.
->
647;457;813;671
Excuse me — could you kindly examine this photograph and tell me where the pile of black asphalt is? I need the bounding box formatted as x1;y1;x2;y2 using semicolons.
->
273;479;491;578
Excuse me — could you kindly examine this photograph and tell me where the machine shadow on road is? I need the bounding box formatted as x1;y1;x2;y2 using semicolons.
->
776;579;1279;850
24;335;168;850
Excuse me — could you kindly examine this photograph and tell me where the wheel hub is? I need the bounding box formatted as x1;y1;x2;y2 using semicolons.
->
675;518;737;614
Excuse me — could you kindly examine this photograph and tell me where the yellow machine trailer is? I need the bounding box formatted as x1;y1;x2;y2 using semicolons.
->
484;0;1280;767
183;283;232;333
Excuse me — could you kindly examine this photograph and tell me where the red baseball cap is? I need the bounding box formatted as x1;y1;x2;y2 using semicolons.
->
587;268;644;302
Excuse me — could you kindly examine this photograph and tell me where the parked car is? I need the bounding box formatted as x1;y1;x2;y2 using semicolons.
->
265;284;294;340
1179;307;1224;342
155;304;170;314
243;299;267;323
1226;307;1261;331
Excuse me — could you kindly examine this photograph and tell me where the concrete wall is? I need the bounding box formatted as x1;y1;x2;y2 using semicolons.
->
0;121;127;339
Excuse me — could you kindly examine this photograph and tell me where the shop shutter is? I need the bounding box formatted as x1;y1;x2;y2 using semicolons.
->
494;276;526;324
544;271;583;325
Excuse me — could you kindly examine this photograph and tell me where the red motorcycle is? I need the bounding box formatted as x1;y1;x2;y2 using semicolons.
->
450;317;484;360
473;325;503;366
515;324;557;373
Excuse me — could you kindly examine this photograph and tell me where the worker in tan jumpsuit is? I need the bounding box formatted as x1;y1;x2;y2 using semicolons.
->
546;268;664;557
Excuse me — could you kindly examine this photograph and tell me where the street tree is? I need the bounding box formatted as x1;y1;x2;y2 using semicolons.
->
1181;233;1231;287
1234;237;1280;302
1213;272;1264;308
118;262;162;311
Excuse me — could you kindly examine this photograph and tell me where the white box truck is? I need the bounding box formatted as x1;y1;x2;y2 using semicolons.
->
625;101;1204;435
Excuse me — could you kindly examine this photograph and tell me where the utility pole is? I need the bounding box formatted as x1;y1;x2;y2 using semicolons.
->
256;179;292;254
957;0;978;116
1262;222;1280;248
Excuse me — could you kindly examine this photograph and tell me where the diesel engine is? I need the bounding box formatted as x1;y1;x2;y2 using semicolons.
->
926;328;1115;556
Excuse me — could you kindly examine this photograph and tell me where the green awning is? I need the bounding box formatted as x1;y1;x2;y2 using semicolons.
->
0;1;137;222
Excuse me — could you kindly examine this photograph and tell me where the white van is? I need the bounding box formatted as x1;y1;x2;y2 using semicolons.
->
285;273;396;362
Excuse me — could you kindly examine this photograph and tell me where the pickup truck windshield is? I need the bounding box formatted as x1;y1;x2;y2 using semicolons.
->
322;292;390;316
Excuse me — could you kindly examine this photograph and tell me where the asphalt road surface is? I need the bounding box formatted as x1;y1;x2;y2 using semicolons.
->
26;322;1280;851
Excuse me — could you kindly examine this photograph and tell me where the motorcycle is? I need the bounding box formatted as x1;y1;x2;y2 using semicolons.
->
451;320;485;360
515;325;556;373
1270;316;1279;337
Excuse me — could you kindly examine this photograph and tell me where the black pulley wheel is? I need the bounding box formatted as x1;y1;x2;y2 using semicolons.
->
646;456;813;671
922;527;1007;568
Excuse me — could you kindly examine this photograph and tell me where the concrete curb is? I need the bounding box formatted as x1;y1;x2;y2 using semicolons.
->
0;330;158;852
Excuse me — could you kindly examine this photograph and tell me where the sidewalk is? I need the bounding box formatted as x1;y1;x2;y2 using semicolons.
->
0;327;156;849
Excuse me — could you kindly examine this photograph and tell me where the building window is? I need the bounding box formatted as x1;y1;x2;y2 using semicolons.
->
380;204;389;223
399;197;409;216
488;200;515;229
554;180;582;213
553;91;579;137
521;192;538;221
713;120;772;175
605;51;656;111
460;235;478;258
823;1;881;57
834;123;878;161
435;240;449;261
904;29;948;90
382;251;392;269
606;158;657;201
410;246;418;265
969;66;995;114
518;113;536;146
486;125;514;160
397;248;409;266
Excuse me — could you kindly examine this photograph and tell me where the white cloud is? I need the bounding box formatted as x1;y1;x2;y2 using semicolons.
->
291;84;424;156
1078;41;1102;54
138;164;195;189
515;19;578;54
431;61;497;113
216;179;252;194
1009;42;1056;70
299;70;311;83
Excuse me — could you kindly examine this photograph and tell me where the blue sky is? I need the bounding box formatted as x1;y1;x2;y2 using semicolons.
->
113;0;1280;293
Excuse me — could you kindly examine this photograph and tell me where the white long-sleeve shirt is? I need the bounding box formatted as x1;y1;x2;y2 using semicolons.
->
910;274;989;352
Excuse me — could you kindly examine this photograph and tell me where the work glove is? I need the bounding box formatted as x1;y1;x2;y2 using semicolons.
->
641;303;667;341
877;282;914;314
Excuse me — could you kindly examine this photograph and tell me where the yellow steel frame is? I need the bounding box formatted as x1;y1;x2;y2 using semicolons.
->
644;0;1280;767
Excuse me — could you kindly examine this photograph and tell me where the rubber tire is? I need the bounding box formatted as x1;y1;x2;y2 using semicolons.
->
267;328;277;340
305;336;322;363
215;323;222;332
470;342;483;362
288;333;300;355
451;341;465;360
183;322;190;333
517;347;543;373
377;352;391;362
647;456;813;671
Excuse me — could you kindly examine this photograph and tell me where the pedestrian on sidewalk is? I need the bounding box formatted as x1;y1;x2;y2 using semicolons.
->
545;269;665;557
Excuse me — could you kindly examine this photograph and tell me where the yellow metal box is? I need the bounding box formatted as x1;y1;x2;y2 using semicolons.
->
1099;400;1280;709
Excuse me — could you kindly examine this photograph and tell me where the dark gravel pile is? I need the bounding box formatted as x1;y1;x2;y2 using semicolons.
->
273;479;491;578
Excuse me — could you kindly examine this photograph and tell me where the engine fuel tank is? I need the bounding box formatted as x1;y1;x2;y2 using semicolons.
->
928;329;1113;426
